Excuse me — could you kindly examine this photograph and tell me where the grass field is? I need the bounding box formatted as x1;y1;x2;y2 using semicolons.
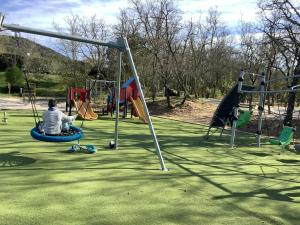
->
0;111;299;225
31;73;66;97
0;71;66;97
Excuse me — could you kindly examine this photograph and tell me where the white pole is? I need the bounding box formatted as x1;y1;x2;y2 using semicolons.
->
1;21;123;50
239;89;300;94
257;73;265;147
230;69;244;148
230;107;239;149
121;37;167;171
237;69;244;93
114;51;122;149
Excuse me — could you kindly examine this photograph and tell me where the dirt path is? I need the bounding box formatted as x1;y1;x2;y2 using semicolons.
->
0;97;65;110
147;98;300;140
148;98;218;125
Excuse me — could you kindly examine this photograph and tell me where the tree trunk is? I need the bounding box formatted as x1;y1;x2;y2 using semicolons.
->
164;85;172;109
151;81;157;103
248;94;253;111
193;76;198;98
283;60;300;126
180;91;187;106
166;93;172;108
266;68;273;114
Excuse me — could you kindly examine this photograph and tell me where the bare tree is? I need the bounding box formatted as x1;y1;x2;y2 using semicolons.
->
78;15;111;80
125;0;182;108
238;21;265;109
200;7;234;98
53;14;84;87
258;0;300;126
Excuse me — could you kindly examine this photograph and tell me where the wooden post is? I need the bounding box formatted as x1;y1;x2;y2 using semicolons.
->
3;111;8;124
8;83;11;97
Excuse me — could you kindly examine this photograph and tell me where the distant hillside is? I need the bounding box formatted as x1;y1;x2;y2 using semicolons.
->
0;35;67;73
0;35;65;58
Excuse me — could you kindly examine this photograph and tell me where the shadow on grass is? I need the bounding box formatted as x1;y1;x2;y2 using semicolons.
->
277;159;300;164
247;152;272;157
213;186;300;203
0;166;158;171
0;152;36;167
153;147;300;203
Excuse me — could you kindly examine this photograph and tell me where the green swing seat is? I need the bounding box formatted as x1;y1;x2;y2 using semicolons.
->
236;110;252;128
269;126;294;146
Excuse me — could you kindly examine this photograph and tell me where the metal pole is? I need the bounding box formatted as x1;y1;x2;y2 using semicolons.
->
0;13;4;26
0;15;124;50
257;73;265;147
265;74;300;84
230;69;244;148
230;107;239;149
114;51;122;149
237;69;244;93
239;89;300;94
243;72;265;77
121;37;167;171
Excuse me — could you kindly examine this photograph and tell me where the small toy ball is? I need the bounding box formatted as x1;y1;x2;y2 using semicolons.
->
109;140;115;149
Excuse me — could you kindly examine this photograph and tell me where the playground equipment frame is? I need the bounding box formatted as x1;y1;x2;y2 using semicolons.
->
0;13;167;171
230;69;300;148
85;79;116;104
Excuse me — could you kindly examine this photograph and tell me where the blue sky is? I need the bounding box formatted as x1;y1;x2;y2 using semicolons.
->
0;0;259;47
1;0;258;28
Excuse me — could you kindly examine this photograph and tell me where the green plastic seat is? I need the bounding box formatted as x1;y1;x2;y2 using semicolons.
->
269;126;294;146
236;111;252;128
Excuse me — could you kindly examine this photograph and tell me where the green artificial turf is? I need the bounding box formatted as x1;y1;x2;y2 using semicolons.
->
0;111;299;225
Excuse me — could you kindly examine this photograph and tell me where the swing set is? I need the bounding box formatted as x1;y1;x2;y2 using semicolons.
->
230;70;299;148
0;13;167;171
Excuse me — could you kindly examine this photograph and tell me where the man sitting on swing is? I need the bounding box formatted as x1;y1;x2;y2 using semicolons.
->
39;99;78;135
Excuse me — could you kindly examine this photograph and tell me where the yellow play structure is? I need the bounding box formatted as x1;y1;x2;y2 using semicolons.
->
130;96;148;123
73;100;98;120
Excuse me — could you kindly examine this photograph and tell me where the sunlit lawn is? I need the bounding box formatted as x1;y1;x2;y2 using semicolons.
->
0;111;299;225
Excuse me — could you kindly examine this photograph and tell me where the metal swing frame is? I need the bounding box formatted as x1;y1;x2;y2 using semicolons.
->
230;69;300;149
0;13;167;171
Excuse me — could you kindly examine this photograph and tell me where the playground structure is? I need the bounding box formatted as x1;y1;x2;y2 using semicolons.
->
66;87;88;113
85;78;116;111
121;77;148;123
107;77;148;123
0;13;167;171
207;69;300;149
73;100;98;121
66;87;98;120
206;83;255;139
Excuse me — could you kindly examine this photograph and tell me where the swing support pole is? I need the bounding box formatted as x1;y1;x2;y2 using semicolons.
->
120;37;167;171
256;73;265;147
231;69;244;148
114;51;122;149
